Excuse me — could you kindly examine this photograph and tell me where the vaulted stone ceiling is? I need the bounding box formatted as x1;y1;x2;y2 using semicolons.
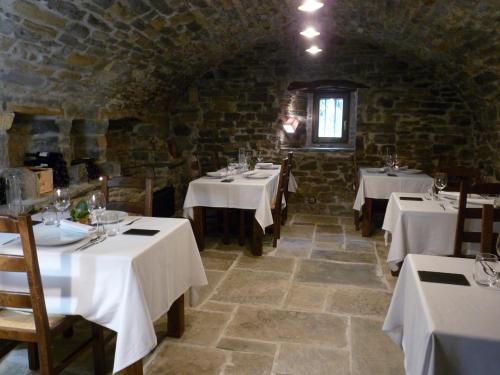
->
0;0;498;115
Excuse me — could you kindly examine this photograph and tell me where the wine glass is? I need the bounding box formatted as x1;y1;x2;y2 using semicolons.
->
384;153;393;171
434;172;448;199
257;150;263;163
87;192;106;237
227;158;238;176
53;188;70;226
473;253;498;287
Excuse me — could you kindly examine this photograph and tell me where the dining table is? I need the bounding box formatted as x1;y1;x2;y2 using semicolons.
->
382;192;498;271
0;216;208;374
383;254;500;375
183;166;297;256
353;167;434;236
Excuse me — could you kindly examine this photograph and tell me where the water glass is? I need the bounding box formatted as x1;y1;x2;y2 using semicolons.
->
103;212;120;236
473;253;498;287
257;150;264;163
41;205;57;225
434;173;448;196
87;192;106;235
53;188;71;225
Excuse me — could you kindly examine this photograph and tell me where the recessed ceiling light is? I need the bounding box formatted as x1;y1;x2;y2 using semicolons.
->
298;0;324;12
306;45;322;55
300;27;320;38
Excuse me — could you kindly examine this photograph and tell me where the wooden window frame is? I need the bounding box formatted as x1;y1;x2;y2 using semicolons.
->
312;91;350;144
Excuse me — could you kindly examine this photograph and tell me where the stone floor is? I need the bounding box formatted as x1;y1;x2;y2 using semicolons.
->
0;212;404;374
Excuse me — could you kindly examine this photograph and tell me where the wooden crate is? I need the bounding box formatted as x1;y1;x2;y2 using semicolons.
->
29;167;53;194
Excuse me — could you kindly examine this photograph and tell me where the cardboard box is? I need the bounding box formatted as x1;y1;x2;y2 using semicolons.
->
29;167;53;194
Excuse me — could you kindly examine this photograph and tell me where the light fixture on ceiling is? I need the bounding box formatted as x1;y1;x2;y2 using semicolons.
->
306;45;322;55
298;0;324;12
283;117;299;134
300;27;320;38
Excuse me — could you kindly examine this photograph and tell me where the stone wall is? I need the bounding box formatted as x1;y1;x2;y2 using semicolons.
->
169;41;483;214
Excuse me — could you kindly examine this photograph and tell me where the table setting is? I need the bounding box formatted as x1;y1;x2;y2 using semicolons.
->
0;185;208;373
383;254;500;375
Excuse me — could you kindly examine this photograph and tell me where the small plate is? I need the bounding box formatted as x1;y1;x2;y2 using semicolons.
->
99;210;128;224
206;171;226;178
33;226;88;246
366;168;385;173
400;169;423;174
257;165;279;170
245;172;271;179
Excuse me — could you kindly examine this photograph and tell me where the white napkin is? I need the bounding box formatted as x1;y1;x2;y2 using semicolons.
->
256;163;273;168
0;233;19;245
60;220;94;234
438;191;483;200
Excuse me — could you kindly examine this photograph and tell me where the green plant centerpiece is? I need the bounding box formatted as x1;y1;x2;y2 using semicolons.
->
70;200;90;224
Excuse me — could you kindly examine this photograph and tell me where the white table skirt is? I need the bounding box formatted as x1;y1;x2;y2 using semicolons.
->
353;168;433;211
383;254;500;375
382;193;499;270
0;217;207;373
183;167;297;232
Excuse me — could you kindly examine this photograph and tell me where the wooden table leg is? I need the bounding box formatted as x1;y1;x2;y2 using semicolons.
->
167;294;185;338
238;210;245;246
222;208;230;244
192;206;205;251
120;359;143;375
361;198;373;237
252;217;263;256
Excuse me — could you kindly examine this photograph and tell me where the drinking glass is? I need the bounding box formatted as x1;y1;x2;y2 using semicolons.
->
384;154;393;171
87;192;106;236
41;205;57;225
53;188;71;226
434;173;448;198
257;150;264;163
473;253;498;287
103;212;120;237
227;158;238;175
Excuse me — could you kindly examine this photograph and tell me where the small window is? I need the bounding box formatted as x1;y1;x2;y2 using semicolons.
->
312;92;349;143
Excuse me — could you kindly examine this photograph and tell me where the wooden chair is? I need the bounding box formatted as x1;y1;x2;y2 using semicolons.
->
453;182;500;257
0;214;105;374
282;151;294;225
437;166;481;191
271;158;291;247
101;176;153;216
188;152;203;179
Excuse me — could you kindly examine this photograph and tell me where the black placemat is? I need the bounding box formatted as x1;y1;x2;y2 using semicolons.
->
122;229;159;236
418;271;470;286
399;197;424;201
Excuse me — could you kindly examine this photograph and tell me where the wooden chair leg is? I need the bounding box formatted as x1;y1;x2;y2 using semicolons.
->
273;213;281;247
91;324;106;375
27;343;39;371
361;198;373;237
354;209;360;231
282;206;288;225
192;207;205;251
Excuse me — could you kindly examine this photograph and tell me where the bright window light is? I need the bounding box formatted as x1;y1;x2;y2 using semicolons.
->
283;118;299;134
300;27;320;38
298;1;324;12
306;45;322;55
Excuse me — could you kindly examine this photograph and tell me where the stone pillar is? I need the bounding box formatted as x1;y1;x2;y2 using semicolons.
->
0;112;15;169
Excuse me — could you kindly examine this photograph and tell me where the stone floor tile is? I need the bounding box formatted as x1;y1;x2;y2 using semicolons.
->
314;240;345;251
274;343;350;375
146;344;227;375
293;214;336;225
275;238;312;258
175;310;229;346
211;269;289;306
201;250;238;271
295;259;386;289
225;352;274;375
315;225;345;242
284;284;328;311
280;224;315;240
236;254;295;273
351;317;405;375
326;287;392;316
311;249;376;264
200;301;237;313
344;239;375;253
217;337;277;356
226;306;348;348
197;270;225;306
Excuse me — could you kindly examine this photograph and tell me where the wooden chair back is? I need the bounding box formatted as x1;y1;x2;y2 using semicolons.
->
353;154;360;192
101;176;153;216
275;158;291;211
0;215;53;366
284;152;294;198
437;166;481;191
453;182;500;257
189;152;203;179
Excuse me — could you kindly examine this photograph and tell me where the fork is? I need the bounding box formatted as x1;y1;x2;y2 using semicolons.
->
74;236;105;251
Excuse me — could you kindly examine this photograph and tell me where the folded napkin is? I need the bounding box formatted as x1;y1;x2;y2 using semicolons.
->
438;191;482;200
60;220;94;233
256;163;273;168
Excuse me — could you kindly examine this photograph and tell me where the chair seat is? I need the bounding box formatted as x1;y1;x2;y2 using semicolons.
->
0;309;65;331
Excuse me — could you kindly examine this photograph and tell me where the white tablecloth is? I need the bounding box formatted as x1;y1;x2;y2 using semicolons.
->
383;193;498;270
0;217;207;373
353;168;433;211
183;167;298;232
383;254;500;375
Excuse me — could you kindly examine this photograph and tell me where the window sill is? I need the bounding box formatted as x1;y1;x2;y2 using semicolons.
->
280;146;354;152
